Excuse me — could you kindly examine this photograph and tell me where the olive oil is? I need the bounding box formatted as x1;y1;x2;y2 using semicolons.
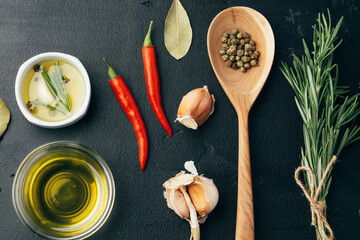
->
22;151;107;236
22;60;85;122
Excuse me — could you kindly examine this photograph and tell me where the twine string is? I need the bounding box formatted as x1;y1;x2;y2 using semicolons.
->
294;156;337;240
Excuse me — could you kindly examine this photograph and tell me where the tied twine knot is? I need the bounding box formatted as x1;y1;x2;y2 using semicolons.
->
294;156;337;240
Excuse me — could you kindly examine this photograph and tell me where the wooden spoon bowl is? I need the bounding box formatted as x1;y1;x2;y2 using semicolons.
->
207;7;275;240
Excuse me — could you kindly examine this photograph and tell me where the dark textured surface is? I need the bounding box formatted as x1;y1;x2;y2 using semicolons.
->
0;0;360;239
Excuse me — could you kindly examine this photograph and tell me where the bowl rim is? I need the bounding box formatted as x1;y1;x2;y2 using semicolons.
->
15;52;91;128
12;141;115;240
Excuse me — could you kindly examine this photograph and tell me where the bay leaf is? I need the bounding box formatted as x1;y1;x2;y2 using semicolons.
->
0;99;10;138
164;0;192;60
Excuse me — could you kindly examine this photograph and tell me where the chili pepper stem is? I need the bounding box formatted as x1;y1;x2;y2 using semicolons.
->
143;21;154;47
103;57;119;80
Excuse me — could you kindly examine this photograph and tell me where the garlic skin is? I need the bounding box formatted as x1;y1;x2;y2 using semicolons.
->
176;86;215;130
163;161;218;240
163;172;195;189
184;160;198;175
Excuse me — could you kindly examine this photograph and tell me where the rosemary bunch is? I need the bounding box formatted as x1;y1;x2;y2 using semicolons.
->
280;11;360;240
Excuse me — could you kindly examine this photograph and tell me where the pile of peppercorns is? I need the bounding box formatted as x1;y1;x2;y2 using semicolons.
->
220;28;260;72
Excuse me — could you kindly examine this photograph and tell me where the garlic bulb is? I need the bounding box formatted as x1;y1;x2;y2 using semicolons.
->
163;161;219;240
176;86;215;130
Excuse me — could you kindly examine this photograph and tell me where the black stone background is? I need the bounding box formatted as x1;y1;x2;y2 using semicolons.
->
0;0;359;239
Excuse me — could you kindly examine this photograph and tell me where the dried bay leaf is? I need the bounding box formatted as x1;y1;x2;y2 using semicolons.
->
0;99;10;137
164;0;192;60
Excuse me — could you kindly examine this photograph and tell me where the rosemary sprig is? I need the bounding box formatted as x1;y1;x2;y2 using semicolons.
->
40;62;71;114
280;10;360;240
28;100;66;115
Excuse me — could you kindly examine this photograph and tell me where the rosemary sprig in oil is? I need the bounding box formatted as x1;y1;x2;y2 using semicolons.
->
280;10;360;240
27;100;66;115
40;62;71;114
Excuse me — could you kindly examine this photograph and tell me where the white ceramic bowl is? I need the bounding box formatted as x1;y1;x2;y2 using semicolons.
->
15;52;91;128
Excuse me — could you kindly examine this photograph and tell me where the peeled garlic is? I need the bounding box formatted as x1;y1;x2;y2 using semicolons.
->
163;161;219;240
176;86;215;130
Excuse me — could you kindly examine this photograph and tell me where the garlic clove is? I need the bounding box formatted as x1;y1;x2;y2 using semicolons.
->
164;188;190;219
187;176;219;218
176;86;215;130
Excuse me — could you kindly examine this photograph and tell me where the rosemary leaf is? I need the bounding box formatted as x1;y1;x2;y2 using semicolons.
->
29;100;66;115
40;63;71;115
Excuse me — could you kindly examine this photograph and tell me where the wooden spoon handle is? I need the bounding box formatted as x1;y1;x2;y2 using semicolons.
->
235;113;254;240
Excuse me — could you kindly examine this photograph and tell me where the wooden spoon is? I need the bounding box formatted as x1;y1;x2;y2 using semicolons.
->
207;7;275;240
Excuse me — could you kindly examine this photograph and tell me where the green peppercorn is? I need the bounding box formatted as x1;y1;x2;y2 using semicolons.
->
33;65;41;72
226;49;232;55
248;51;253;55
244;44;252;51
239;39;245;46
221;37;228;43
236;61;244;67
222;55;229;61
251;46;256;51
232;28;238;34
230;34;236;39
229;45;237;53
220;49;226;55
231;38;240;45
243;33;250;38
26;102;38;113
251;54;257;59
244;38;250;43
244;63;251;69
240;67;247;72
244;51;249;56
225;60;232;68
235;56;241;61
223;33;229;38
222;44;229;50
237;50;244;56
249;40;256;46
241;56;250;62
229;55;236;62
237;32;243;39
254;50;260;57
232;63;238;69
250;59;257;66
227;39;231;45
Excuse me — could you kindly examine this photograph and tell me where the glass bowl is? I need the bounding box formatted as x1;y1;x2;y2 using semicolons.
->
12;141;115;239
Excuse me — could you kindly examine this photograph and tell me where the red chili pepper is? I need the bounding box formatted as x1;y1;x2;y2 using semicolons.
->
142;21;172;137
104;58;148;170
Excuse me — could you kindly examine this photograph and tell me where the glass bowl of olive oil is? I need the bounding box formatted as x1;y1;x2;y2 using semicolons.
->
12;141;115;239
